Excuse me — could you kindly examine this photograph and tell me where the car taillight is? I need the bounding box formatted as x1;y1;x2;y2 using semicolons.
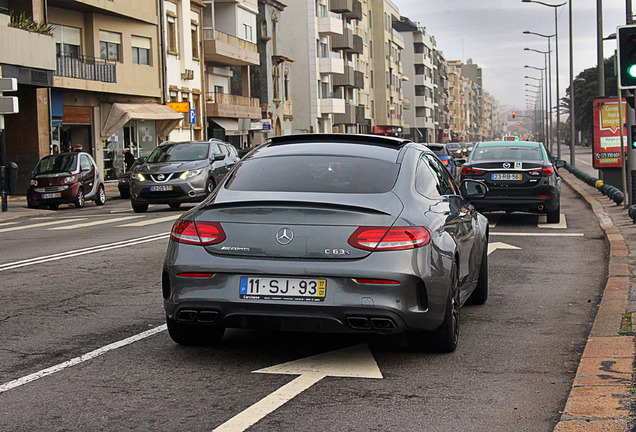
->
354;278;400;285
347;226;431;251
461;166;485;176
170;220;226;246
527;166;555;176
441;159;449;166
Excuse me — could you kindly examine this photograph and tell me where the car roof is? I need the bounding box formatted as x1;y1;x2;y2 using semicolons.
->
477;141;542;147
269;133;412;148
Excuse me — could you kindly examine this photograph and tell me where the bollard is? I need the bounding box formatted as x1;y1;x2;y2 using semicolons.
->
6;161;17;194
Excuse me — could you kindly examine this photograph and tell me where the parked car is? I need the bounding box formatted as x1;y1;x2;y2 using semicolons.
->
425;143;459;179
459;141;564;223
162;134;489;353
129;140;240;213
27;152;106;210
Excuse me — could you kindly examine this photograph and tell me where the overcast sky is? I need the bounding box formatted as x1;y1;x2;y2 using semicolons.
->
397;1;627;112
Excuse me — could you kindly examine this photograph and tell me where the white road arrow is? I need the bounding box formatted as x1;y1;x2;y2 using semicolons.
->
488;241;521;255
213;344;382;432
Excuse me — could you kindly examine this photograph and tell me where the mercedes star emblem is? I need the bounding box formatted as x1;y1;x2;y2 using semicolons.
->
276;228;294;245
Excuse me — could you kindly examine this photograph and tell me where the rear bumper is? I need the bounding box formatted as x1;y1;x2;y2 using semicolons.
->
470;195;559;213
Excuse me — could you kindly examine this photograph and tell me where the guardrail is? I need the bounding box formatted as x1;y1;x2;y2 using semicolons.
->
563;162;624;205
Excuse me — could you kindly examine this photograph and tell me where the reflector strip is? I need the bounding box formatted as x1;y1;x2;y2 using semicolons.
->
354;279;400;285
177;273;214;278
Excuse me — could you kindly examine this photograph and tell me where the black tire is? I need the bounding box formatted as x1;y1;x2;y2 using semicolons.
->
131;200;148;213
206;178;215;195
467;243;488;305
546;205;560;224
406;265;460;353
95;185;106;206
166;315;225;346
49;204;59;210
169;202;181;209
74;188;85;208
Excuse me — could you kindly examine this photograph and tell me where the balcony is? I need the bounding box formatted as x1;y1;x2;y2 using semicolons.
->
55;54;116;83
317;14;343;35
318;54;344;75
333;66;364;89
319;94;345;115
329;0;362;20
206;92;261;119
333;102;356;125
203;29;259;66
355;105;366;123
0;14;56;73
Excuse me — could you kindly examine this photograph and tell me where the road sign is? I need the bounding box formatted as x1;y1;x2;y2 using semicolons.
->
261;119;272;131
212;344;382;432
0;78;17;92
166;102;190;113
0;97;19;115
189;109;195;125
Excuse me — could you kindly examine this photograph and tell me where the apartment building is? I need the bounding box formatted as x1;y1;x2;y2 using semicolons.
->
394;16;435;143
162;0;206;142
0;0;55;193
433;49;449;142
202;0;262;148
370;0;407;135
447;63;466;142
252;0;294;138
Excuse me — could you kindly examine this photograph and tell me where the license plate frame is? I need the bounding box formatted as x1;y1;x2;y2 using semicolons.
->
492;173;522;181
150;185;173;192
239;276;326;302
41;193;61;199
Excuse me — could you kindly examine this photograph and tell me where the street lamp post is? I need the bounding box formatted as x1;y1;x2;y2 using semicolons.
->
525;75;545;140
525;60;551;151
522;1;566;159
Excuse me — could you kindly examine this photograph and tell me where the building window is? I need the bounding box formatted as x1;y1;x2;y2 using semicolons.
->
167;15;178;54
99;30;121;62
192;93;201;127
243;23;253;42
132;36;151;65
317;41;328;58
191;23;199;59
181;94;190;127
53;24;81;58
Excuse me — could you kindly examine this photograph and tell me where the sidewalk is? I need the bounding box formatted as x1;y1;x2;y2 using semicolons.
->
0;181;121;223
554;168;636;431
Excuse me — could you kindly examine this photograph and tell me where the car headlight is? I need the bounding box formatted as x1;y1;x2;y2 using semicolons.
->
179;169;202;180
30;179;38;186
136;173;146;181
64;176;76;183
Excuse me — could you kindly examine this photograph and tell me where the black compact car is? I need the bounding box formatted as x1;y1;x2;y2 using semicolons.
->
459;141;564;223
163;134;490;353
129;140;240;213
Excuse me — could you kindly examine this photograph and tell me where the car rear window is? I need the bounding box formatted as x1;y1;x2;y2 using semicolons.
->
225;155;399;193
471;145;544;161
427;145;446;156
147;142;209;162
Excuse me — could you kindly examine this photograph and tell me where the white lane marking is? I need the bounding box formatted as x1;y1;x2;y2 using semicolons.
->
490;232;584;237
110;209;133;214
0;233;170;272
48;216;143;230
577;158;592;166
0;221;17;227
118;214;179;227
0;219;86;233
214;345;382;432
538;214;567;229
0;325;167;394
488;242;520;255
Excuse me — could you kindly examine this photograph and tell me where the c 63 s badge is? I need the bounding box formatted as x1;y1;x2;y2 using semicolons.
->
324;249;351;256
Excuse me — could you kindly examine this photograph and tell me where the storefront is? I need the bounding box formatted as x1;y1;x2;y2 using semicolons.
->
101;103;182;181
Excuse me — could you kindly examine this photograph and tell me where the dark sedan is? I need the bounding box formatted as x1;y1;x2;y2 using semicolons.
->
162;134;489;353
459;141;564;223
129;140;240;213
426;143;460;179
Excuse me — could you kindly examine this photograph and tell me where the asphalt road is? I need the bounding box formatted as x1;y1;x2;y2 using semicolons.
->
0;188;606;432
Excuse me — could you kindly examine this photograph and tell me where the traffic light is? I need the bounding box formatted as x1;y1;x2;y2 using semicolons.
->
512;111;516;119
618;25;636;89
631;125;636;149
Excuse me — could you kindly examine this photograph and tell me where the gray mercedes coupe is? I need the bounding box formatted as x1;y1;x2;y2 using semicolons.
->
163;134;489;352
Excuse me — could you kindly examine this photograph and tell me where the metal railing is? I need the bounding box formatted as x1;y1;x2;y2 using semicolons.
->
55;54;116;83
205;92;260;108
203;29;257;53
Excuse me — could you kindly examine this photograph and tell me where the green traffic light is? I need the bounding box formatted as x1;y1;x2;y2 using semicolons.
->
629;64;636;78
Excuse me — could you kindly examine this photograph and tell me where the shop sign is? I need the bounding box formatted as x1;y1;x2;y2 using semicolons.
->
166;102;190;113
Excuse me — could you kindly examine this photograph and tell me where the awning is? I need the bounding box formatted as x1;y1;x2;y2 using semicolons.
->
210;118;243;136
101;103;183;140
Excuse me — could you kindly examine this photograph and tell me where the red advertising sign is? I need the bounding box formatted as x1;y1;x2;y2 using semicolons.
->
593;98;627;168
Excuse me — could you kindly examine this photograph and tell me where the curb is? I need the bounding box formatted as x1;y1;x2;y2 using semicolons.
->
554;171;634;431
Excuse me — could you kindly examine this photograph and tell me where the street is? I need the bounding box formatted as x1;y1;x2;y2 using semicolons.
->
0;186;606;431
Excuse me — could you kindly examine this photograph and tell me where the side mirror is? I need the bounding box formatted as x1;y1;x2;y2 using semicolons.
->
212;153;225;161
463;180;488;199
554;159;566;168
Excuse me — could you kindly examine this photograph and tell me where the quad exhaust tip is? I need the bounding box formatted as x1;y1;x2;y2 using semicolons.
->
176;309;219;323
346;316;397;331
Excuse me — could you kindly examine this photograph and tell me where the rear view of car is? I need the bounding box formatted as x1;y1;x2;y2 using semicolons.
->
426;143;458;179
459;141;562;223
